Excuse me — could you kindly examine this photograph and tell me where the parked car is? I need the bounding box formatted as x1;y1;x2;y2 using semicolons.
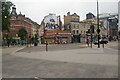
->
93;39;108;45
100;39;108;44
93;40;100;45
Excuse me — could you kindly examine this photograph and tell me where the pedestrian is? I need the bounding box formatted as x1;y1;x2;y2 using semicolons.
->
21;40;24;46
86;38;89;47
7;39;10;47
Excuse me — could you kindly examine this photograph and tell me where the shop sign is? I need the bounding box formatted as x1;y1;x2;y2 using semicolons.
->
13;37;20;39
58;33;71;35
46;33;71;35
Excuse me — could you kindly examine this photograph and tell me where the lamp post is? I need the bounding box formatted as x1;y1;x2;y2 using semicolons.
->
97;0;100;48
90;24;94;48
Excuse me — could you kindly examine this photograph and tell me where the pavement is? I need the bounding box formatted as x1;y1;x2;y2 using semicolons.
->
2;45;26;54
2;42;118;67
13;47;118;66
2;41;119;78
3;53;118;78
1;41;118;53
17;43;87;53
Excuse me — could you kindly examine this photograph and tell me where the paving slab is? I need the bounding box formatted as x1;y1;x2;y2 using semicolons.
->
13;48;118;66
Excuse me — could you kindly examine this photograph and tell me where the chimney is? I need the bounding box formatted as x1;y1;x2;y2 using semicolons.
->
67;12;70;16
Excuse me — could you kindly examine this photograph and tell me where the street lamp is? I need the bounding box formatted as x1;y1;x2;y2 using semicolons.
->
4;16;7;18
90;24;94;48
97;0;100;48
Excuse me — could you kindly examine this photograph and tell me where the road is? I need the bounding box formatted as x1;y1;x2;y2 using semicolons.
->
2;42;119;78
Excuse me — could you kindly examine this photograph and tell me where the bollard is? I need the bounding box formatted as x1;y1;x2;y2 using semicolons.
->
46;42;48;51
103;43;104;48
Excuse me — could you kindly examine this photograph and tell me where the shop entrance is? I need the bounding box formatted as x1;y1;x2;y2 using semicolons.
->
73;35;80;43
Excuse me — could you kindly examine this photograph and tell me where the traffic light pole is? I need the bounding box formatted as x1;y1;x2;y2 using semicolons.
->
90;30;92;48
97;0;100;48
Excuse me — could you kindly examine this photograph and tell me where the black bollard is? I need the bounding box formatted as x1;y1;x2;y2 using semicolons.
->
103;43;104;48
46;42;48;51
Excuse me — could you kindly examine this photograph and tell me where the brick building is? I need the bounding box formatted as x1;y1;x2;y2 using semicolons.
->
9;6;40;39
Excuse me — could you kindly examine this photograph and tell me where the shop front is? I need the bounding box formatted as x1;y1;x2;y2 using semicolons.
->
43;31;72;44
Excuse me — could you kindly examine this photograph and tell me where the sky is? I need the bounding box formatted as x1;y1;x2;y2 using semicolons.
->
9;0;119;24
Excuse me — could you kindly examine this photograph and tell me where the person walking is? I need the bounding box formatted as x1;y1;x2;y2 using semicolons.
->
7;39;10;47
86;38;89;47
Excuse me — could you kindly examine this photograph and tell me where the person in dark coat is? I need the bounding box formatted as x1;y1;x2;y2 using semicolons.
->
86;39;89;47
7;39;10;47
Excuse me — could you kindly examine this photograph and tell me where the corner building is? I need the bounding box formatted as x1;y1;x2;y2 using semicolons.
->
9;6;40;39
41;13;72;44
64;12;80;43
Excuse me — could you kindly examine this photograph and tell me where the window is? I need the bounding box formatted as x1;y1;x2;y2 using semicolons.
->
11;26;16;28
77;30;79;34
77;25;79;28
73;24;75;28
75;17;79;21
75;25;77;28
73;30;75;34
81;31;82;34
12;30;16;32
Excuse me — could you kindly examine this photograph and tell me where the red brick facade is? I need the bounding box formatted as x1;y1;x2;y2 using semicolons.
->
9;7;40;38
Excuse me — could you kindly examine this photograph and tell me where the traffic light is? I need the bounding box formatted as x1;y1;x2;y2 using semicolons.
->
97;29;100;33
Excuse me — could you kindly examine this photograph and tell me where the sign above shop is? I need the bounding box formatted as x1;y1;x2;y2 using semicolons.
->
44;33;71;36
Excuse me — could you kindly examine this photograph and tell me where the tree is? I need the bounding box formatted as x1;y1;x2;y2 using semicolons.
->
18;28;27;40
2;1;13;32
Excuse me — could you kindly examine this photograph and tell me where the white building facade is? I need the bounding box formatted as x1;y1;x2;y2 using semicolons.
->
43;13;60;30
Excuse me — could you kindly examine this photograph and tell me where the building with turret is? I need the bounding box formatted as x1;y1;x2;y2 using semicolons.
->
10;6;40;39
86;12;95;19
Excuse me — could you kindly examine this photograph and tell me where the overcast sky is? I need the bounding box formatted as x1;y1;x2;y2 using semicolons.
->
9;0;119;24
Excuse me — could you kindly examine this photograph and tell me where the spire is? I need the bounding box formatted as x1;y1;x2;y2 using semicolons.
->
11;5;17;16
20;11;21;15
19;11;22;16
12;5;16;12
